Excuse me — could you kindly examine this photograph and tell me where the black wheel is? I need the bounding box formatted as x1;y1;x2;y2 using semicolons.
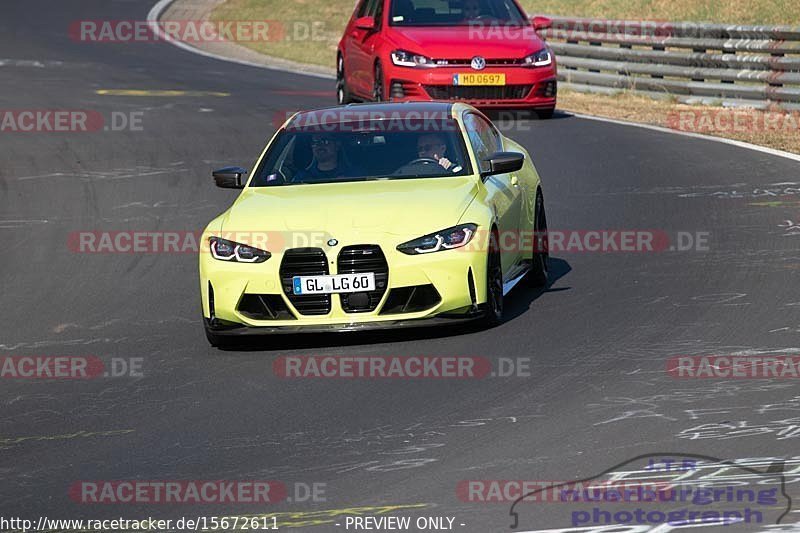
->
480;230;504;327
528;190;549;287
336;54;353;105
373;61;384;102
535;107;555;120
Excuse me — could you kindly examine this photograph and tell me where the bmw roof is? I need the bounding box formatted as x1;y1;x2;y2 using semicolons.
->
284;101;457;129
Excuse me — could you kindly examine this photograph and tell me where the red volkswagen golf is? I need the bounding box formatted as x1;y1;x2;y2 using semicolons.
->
337;0;557;117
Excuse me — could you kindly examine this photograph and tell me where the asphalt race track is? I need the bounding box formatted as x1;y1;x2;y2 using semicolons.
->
2;1;800;532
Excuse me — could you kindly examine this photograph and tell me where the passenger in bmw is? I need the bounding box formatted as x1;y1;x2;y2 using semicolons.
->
294;133;359;182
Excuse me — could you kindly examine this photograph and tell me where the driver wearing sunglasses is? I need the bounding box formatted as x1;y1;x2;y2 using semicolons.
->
416;134;462;172
294;133;357;182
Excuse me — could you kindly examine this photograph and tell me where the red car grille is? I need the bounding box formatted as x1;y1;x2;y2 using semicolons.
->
423;84;533;100
433;58;526;67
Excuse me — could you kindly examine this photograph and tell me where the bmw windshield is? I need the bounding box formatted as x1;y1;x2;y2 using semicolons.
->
251;116;473;186
389;0;528;26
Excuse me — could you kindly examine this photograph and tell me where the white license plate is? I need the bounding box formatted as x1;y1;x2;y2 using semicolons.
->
293;273;376;295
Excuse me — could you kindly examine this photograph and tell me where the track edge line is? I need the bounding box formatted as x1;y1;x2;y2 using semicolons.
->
145;0;335;80
570;112;800;164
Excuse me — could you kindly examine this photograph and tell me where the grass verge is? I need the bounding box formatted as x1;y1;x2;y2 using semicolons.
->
558;90;800;154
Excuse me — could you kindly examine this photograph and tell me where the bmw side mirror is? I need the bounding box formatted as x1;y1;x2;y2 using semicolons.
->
532;16;552;31
212;167;247;189
355;16;376;31
481;152;524;178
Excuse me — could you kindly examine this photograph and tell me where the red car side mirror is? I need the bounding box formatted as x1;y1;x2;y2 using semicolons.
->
355;16;376;30
532;16;552;31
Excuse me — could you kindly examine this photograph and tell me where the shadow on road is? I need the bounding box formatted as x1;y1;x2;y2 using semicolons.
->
503;256;571;322
483;110;574;122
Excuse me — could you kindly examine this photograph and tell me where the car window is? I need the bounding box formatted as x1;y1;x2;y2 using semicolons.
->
463;113;501;172
357;0;378;18
463;115;486;160
481;118;502;154
389;0;527;26
372;0;384;26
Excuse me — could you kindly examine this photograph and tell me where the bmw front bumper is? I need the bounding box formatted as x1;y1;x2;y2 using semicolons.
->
200;238;490;333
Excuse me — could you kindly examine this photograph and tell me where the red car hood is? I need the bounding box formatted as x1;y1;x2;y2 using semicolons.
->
388;25;546;59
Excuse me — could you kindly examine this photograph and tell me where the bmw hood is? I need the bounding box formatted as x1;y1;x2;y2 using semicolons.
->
220;176;480;240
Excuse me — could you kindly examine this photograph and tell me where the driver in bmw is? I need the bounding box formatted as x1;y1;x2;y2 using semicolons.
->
416;134;462;172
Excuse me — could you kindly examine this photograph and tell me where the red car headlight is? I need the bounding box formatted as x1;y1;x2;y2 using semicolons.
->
391;49;436;68
523;48;552;67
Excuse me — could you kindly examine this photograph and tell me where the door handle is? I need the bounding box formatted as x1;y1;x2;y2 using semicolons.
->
510;175;519;187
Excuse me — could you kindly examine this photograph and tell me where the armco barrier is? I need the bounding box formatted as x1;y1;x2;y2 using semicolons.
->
537;16;800;111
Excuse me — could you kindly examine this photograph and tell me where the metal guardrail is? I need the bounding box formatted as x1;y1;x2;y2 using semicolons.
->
537;16;800;110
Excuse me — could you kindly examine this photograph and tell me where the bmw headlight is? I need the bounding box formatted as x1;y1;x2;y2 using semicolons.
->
391;49;435;68
209;237;271;263
523;48;552;67
397;224;478;255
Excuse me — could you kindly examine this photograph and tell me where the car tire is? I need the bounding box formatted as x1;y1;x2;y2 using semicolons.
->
480;230;504;327
373;61;385;102
337;54;354;105
527;190;549;287
536;107;555;120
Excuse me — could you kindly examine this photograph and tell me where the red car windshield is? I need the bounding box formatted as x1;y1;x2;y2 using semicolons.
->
389;0;528;26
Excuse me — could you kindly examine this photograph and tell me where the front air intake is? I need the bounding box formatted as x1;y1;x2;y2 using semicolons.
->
279;248;331;315
380;284;441;315
237;294;296;320
337;245;388;313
